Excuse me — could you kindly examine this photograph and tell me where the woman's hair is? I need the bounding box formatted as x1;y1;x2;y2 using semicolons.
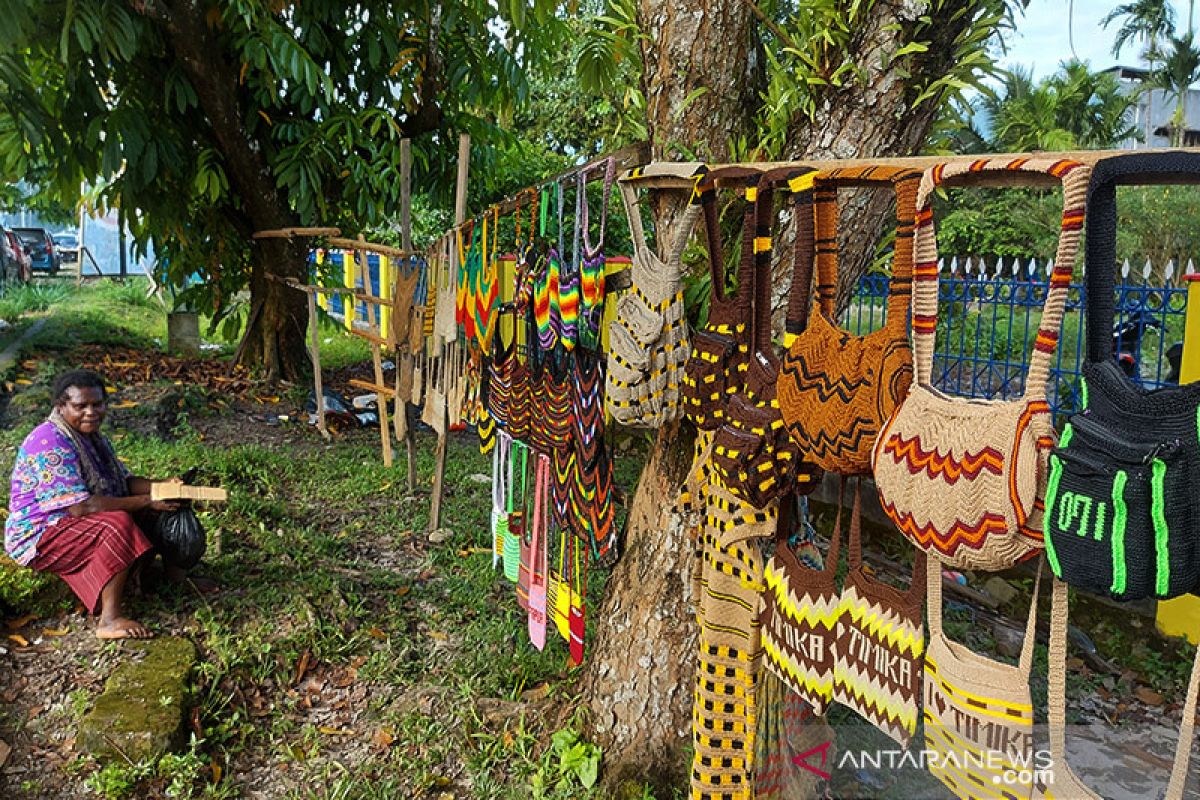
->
52;369;107;405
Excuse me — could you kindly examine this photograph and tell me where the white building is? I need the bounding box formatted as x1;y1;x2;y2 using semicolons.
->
1104;65;1200;148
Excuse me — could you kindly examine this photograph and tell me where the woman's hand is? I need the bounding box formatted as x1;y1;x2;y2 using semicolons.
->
148;499;180;513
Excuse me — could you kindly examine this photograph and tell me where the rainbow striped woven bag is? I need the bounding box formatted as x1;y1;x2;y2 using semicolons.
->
873;158;1090;571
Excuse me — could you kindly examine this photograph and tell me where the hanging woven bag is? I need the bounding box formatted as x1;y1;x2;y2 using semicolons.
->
775;166;919;475
681;166;763;430
712;168;823;507
760;483;844;714
1043;152;1200;602
873;157;1090;571
577;158;616;352
605;163;707;427
831;481;925;747
923;555;1043;798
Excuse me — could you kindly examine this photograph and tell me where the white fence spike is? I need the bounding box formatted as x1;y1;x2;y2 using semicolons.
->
1045;258;1054;276
994;256;1004;276
1188;259;1197;275
937;257;945;274
1027;257;1038;276
1166;259;1176;280
1143;258;1154;280
1121;259;1131;278
949;256;959;274
964;256;973;275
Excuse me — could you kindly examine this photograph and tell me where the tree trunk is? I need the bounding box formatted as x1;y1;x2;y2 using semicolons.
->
236;237;310;380
578;421;697;793
136;1;309;380
579;2;758;792
582;3;1001;794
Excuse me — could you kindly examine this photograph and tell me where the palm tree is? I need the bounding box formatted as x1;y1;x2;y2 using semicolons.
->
1154;30;1200;144
989;61;1139;151
1102;0;1176;142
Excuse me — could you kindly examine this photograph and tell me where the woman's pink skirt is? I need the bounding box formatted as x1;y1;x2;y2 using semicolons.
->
31;511;153;614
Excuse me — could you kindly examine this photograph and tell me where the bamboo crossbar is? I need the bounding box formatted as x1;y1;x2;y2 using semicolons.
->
252;226;342;239
621;146;1200;189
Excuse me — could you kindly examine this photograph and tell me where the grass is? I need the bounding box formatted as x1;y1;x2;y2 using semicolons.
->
0;284;642;799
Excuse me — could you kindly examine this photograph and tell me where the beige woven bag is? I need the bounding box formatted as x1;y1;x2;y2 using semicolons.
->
872;158;1090;571
605;163;706;428
1036;578;1200;800
434;233;458;348
924;555;1043;799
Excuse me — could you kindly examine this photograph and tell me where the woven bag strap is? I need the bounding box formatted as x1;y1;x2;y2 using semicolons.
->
775;168;820;343
618;162;709;263
696;166;764;308
749;166;818;354
1048;577;1200;799
928;552;1043;676
513;187;538;250
846;478;926;609
810;166;921;331
1166;631;1200;799
579;156;617;259
1084;152;1200;363
912;158;1089;394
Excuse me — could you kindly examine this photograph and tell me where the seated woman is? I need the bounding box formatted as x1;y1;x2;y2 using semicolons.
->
5;369;199;639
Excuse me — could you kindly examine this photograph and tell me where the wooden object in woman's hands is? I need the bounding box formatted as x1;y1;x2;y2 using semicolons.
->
150;483;228;503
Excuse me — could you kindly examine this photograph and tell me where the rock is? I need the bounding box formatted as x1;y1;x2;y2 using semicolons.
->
78;636;197;764
991;621;1026;660
983;576;1019;606
428;528;453;545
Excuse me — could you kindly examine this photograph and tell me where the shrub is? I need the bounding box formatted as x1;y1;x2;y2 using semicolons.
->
0;282;72;321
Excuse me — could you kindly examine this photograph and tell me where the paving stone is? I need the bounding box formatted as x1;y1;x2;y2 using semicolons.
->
78;636;197;763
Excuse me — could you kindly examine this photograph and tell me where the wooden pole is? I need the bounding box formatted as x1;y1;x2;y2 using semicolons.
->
306;288;331;440
359;234;393;467
429;132;469;532
399;138;417;493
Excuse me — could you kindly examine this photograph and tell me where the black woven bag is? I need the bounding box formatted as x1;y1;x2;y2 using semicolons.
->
1044;152;1200;602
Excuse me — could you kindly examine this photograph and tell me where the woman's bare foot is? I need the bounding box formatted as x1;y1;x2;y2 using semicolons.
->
96;617;154;640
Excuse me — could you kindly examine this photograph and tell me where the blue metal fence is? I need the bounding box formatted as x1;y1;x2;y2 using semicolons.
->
845;256;1190;419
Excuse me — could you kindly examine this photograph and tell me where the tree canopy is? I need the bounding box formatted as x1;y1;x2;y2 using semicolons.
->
0;0;566;372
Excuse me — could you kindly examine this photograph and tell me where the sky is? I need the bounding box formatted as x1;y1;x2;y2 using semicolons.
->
999;0;1192;79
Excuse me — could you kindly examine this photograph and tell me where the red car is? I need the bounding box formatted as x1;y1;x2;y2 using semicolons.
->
3;230;32;282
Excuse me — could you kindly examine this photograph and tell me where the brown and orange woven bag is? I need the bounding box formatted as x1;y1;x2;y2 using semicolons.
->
776;166;919;475
872;158;1090;572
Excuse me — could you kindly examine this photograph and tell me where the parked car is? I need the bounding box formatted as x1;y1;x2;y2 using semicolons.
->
4;230;31;282
52;231;79;264
12;227;60;273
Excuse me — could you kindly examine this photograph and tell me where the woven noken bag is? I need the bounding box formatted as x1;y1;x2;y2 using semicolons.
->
711;168;823;507
777;166;919;475
872;158;1090;571
577;157;616;352
681;166;762;431
433;232;458;348
832;480;926;747
924;554;1043;799
605;162;707;428
1044;152;1200;602
1036;577;1200;800
760;481;842;714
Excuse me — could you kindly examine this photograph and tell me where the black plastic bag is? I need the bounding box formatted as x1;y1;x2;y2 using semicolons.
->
156;505;206;570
